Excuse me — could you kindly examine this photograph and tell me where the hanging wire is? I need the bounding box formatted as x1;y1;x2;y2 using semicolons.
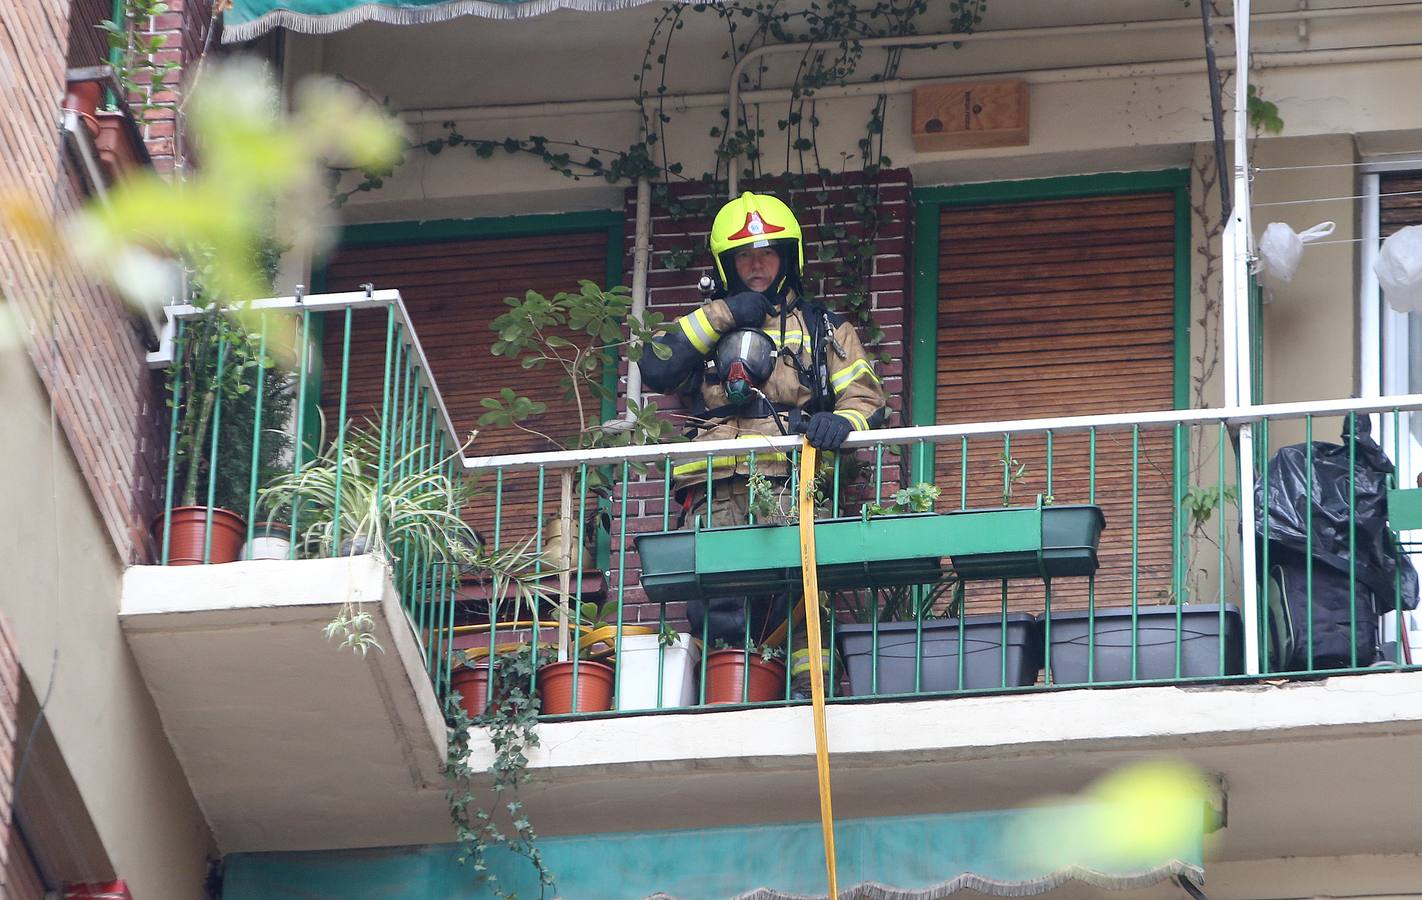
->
1253;157;1422;173
1254;188;1422;208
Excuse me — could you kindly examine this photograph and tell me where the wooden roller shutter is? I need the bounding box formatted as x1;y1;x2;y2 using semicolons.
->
934;192;1178;615
320;230;615;551
1381;172;1422;236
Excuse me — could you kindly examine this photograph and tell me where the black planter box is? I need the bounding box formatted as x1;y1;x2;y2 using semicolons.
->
948;504;1106;581
837;614;1042;696
1046;603;1244;684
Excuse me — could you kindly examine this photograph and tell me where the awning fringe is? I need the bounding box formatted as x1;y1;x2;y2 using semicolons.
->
641;859;1205;900
222;0;661;43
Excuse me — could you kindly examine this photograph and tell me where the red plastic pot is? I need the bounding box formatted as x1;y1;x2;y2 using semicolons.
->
537;659;614;714
152;506;246;565
704;649;786;705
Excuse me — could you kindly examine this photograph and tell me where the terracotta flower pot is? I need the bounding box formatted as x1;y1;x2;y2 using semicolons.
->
152;506;246;565
449;664;492;719
537;659;614;714
704;649;787;705
93;110;143;181
63;79;102;137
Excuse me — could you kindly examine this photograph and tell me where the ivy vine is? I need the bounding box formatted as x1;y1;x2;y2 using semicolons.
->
446;649;555;898
333;1;990;360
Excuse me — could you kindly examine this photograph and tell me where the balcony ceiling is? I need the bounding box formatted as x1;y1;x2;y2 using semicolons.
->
312;0;1404;112
120;556;450;852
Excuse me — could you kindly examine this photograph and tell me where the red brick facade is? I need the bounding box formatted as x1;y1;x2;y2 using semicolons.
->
613;172;914;626
1;0;199;564
133;0;214;172
0;614;18;887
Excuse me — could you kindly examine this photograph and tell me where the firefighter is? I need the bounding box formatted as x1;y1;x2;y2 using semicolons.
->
639;191;888;687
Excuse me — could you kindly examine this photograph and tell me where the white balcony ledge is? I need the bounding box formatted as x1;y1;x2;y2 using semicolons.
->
120;555;450;852
467;669;1422;868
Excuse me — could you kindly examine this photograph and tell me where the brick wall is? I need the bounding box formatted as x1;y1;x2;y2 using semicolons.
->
131;0;214;172
613;172;914;628
0;614;17;886
1;0;173;563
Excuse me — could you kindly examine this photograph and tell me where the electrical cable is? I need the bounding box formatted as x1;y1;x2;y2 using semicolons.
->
1254;158;1422;172
1254;188;1422;207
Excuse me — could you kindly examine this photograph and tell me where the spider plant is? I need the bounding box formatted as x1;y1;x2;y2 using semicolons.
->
259;422;479;655
259;422;477;566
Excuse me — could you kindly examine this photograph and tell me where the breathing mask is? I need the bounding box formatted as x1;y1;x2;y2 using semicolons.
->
714;329;777;406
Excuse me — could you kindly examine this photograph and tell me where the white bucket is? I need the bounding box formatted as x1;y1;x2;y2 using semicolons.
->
241;524;292;561
615;632;700;710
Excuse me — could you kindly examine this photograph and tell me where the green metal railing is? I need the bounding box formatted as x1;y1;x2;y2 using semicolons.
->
156;302;1422;716
156;290;466;696
459;395;1422;719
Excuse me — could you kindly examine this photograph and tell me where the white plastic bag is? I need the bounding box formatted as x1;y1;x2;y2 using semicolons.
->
1376;224;1422;315
1258;220;1335;284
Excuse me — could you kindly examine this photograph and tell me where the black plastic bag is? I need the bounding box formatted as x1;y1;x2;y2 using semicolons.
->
1254;416;1419;612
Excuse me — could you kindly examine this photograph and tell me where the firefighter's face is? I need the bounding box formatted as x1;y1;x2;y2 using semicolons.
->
733;246;781;293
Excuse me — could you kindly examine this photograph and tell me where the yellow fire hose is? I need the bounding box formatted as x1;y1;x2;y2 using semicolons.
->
798;442;840;899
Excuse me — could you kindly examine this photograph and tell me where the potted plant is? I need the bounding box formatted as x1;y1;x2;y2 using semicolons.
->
704;640;786;705
476;281;679;571
259;422;476;564
450;537;570;717
240;520;292;561
635;459;1107;603
155;306;293;565
831;483;1044;696
614;621;701;711
1044;484;1242;685
537;600;619;715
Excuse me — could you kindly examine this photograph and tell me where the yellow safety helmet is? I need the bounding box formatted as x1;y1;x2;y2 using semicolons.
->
708;191;804;298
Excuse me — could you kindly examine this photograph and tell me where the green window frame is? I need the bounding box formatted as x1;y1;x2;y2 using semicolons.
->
909;169;1192;429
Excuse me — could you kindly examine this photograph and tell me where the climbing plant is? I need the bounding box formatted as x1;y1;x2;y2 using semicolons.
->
333;1;991;358
446;649;555;898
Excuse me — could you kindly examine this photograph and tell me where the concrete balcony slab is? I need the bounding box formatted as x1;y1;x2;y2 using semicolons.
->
120;555;450;852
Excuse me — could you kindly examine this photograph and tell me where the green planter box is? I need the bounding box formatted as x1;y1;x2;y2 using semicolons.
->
634;513;950;604
948;504;1107;581
634;504;1106;604
1388;487;1422;531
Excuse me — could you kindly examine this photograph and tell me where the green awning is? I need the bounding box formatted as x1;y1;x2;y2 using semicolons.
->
223;805;1206;898
222;0;662;43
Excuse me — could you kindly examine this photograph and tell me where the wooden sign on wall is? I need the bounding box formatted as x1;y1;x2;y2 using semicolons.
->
911;79;1030;152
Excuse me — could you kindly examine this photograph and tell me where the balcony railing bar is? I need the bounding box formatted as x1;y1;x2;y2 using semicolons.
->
462;395;1422;473
162;291;463;457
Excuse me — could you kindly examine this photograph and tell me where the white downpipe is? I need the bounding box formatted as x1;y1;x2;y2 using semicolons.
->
623;176;651;423
1225;0;1261;676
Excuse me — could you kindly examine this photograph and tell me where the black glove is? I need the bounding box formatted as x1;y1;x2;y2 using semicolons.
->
724;291;773;328
805;411;853;451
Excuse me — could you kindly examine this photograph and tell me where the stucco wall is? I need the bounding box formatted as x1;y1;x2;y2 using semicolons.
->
1;349;211;898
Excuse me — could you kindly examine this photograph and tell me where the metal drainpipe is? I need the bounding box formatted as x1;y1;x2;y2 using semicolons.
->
107;0;126;108
725;1;1417;195
623;176;652;423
